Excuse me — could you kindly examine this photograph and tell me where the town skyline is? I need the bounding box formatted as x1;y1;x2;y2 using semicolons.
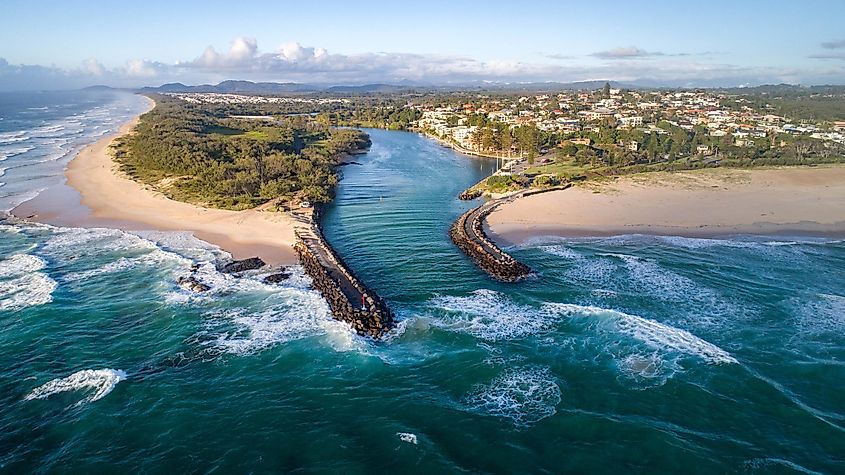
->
2;0;845;90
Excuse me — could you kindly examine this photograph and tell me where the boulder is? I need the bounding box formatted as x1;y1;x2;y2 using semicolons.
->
177;276;210;293
219;257;266;274
263;270;292;284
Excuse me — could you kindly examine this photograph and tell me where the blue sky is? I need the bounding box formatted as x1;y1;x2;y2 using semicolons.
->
1;0;844;90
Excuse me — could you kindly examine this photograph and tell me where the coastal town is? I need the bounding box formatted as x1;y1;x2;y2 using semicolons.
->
413;85;844;179
415;86;845;151
158;85;845;196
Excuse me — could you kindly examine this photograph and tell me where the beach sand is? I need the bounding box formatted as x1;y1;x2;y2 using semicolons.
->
13;97;298;265
487;166;845;245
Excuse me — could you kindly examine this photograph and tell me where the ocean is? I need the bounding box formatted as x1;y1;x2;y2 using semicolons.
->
1;94;843;473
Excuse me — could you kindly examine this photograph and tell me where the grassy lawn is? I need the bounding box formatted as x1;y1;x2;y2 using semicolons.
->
524;158;587;176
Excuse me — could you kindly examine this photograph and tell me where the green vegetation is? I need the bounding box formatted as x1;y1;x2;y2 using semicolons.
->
112;95;370;210
484;175;527;193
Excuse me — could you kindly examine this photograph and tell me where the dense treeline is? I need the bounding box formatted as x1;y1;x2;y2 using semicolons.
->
113;95;370;210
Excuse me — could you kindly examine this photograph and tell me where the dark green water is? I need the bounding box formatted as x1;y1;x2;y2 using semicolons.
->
2;122;844;473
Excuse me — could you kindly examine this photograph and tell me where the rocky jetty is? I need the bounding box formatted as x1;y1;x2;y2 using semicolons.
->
450;206;531;282
292;210;393;338
219;257;266;274
450;185;571;281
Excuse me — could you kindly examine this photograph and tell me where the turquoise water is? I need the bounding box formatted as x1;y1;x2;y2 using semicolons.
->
2;102;844;473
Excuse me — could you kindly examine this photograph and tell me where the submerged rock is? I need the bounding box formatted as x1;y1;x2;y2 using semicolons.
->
263;270;291;284
177;276;210;293
219;257;266;274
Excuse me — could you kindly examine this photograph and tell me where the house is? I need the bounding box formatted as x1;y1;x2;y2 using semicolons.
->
570;137;592;146
696;144;711;154
618;116;643;128
628;140;639;152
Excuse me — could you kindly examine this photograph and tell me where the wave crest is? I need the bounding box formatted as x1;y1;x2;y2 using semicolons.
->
24;369;126;406
546;303;737;364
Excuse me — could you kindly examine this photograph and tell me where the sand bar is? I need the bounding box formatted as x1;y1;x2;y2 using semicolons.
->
487;166;845;245
13;97;298;264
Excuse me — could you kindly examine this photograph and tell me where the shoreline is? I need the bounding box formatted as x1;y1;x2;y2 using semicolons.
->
12;95;298;265
486;166;845;246
418;129;517;161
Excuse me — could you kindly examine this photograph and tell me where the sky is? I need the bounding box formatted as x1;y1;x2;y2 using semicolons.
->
1;0;844;90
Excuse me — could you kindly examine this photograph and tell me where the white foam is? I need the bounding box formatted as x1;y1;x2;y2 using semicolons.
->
0;135;30;145
40;226;158;259
547;303;737;364
430;289;552;341
24;369;126;406
0;145;35;160
0;253;56;311
792;293;845;335
0;253;47;276
537;244;582;260
198;290;333;355
0;224;19;235
463;366;561;426
600;252;736;326
397;432;418;444
0;273;57;310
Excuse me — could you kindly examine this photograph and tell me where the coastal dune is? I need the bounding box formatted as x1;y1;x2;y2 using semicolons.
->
487;166;845;244
16;98;298;264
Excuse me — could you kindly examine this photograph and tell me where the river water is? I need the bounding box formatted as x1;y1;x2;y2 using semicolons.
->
1;95;844;473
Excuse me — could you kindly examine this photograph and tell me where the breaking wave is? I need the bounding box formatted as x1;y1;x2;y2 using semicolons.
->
195;290;335;355
0;253;56;310
24;369;126;406
429;289;552;340
546;303;737;364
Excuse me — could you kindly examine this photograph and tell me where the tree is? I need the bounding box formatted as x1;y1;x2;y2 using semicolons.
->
602;82;611;99
500;126;513;155
481;126;495;151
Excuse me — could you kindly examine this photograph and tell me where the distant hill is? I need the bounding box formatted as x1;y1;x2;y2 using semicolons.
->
134;80;845;96
139;80;423;95
324;83;414;93
718;83;845;95
136;79;637;95
139;80;320;94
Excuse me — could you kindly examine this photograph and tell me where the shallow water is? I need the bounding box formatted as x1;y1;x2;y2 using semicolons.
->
1;100;844;473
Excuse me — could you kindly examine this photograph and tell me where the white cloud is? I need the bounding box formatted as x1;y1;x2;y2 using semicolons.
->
190;36;258;68
0;37;843;91
82;58;105;76
592;46;655;59
124;59;157;77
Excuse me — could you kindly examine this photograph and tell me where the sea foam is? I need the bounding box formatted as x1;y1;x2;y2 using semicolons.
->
463;366;561;426
24;369;126;406
546;303;737;364
430;289;552;341
198;290;333;355
0;253;56;311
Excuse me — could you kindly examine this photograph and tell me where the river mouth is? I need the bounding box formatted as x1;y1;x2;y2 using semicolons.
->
4;120;845;473
321;128;499;302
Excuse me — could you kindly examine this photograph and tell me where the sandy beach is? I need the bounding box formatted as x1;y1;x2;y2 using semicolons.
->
487;166;845;244
14;97;298;264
